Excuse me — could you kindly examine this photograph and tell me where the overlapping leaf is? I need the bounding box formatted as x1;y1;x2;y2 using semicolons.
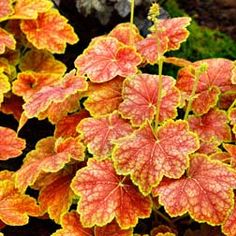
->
23;70;87;118
188;109;231;142
38;170;75;223
119;73;180;126
19;50;66;75
54;110;90;138
108;22;143;46
15;137;85;192
51;211;93;236
0;71;10;104
75;37;142;83
84;76;124;117
0;27;16;54
153;154;236;225
136;17;191;64
71;158;152;229
37;93;81;124
223;144;236;168
12;71;61;100
10;0;53;19
0;0;13;20
113;120;199;195
229;107;236;134
0;126;25;160
77;112;132;158
197;140;220;155
218;91;236;110
20;9;79;53
0;179;41;225
176;59;236;115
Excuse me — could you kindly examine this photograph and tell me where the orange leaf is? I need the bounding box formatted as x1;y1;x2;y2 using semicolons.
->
188;109;231;142
153;154;236;225
71;158;152;228
54;110;90;138
84;76;124;117
12;71;61;100
20;9;79;53
0;126;25;160
38;170;75;223
0;27;16;54
108;22;143;46
113;120;199;195
19;49;66;75
75;37;142;83
15;137;85;192
10;0;53;19
229;107;236;134
23;70;87;118
176;59;236;115
0;179;41;226
77;112;133;158
197;140;220;155
51;211;93;236
224;143;236;168
0;0;13;20
119;73;180;126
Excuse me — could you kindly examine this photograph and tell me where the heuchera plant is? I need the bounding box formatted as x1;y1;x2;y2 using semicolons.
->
0;0;236;235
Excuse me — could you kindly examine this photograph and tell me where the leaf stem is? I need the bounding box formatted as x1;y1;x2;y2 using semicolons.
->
155;210;175;228
155;57;164;131
130;0;135;25
184;68;201;120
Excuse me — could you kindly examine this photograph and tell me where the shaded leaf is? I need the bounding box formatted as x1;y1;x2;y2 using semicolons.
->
176;59;236;115
75;37;142;83
229;107;236;134
15;137;85;192
19;49;66;75
38;170;75;223
0;179;41;225
223;143;236;168
51;211;93;236
0;27;16;54
153;154;236;225
0;126;25;160
113;120;199;195
54;110;90;138
77;112;132;158
23;70;87;118
119;73;180;126
197;140;220;155
71;158;152;229
188;109;231;142
84;76;124;117
20;9;79;53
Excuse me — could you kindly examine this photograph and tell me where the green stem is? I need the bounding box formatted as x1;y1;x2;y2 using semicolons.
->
130;0;135;25
155;210;175;228
184;69;201;120
229;98;236;110
155;57;164;131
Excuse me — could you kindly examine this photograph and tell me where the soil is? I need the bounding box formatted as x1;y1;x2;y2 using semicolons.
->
177;0;236;40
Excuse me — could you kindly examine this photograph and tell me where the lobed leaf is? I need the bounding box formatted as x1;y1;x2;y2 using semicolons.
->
0;27;16;54
0;179;41;226
153;154;236;225
15;137;85;192
113;120;199;195
71;158;152;229
20;9;79;53
119;73;180;126
176;59;236;115
75;37;142;83
0;71;10;104
77;112;132;158
188;109;231;142
223;144;236;168
10;0;53;20
38;171;75;223
0;126;25;160
19;49;66;75
229;107;236;134
84;76;124;117
51;211;93;236
23;70;87;118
